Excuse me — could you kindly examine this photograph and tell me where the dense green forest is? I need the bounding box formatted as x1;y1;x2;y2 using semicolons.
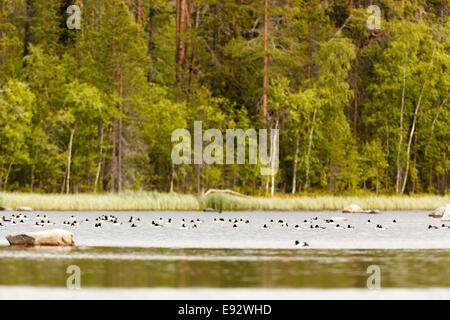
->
0;0;448;196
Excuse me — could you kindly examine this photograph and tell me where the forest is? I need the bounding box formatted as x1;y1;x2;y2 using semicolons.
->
0;0;448;196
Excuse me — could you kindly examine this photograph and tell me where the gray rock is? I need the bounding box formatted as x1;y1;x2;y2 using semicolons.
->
364;210;381;214
343;204;381;214
342;204;365;213
429;206;447;218
6;229;75;247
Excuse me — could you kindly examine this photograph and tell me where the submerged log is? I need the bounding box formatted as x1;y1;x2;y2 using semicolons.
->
6;229;75;247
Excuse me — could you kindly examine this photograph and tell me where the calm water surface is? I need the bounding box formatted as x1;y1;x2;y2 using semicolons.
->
0;210;448;291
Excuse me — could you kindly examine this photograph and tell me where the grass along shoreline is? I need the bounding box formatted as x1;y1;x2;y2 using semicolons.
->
0;192;448;212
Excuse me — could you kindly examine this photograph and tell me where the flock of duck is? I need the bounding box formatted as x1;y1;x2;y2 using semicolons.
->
1;212;448;248
2;212;449;234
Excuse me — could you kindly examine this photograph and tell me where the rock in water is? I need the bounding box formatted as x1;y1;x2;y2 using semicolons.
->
364;209;381;214
15;207;33;212
441;205;450;222
6;229;74;247
0;207;12;211
342;204;364;213
429;206;448;218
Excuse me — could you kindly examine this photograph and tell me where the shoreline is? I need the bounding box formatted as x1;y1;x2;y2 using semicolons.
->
0;287;449;300
0;192;448;212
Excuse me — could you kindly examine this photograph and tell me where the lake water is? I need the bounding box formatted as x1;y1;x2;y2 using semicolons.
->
0;210;449;299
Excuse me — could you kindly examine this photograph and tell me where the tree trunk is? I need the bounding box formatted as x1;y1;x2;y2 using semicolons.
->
305;107;317;190
110;120;116;192
262;0;269;120
176;0;186;83
170;163;175;193
353;57;358;139
396;50;407;193
137;0;143;24
401;44;436;194
3;162;12;191
188;4;200;94
23;0;33;59
66;124;77;194
291;133;300;194
118;65;123;193
270;120;279;197
91;0;95;27
94;122;104;193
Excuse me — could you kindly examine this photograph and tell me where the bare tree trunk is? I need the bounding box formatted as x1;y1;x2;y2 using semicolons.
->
270;120;279;197
94;122;104;193
304;107;317;190
176;0;186;83
170;163;175;193
401;44;436;194
188;4;200;94
118;66;123;193
353;57;358;139
110;120;116;193
137;0;143;24
91;0;95;27
3;162;12;191
262;0;269;120
292;133;300;194
376;166;379;195
66;124;77;194
396;51;408;193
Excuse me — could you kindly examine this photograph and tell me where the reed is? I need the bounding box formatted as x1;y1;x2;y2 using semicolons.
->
202;194;450;211
0;191;200;211
0;192;447;211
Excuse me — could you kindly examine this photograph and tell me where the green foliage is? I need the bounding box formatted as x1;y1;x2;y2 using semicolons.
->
0;0;447;195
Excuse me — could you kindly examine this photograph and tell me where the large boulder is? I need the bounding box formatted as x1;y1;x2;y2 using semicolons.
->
6;229;74;247
429;205;449;218
342;204;380;214
342;204;365;213
441;205;450;222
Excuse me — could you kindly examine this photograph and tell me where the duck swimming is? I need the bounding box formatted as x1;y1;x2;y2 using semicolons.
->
295;240;309;247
